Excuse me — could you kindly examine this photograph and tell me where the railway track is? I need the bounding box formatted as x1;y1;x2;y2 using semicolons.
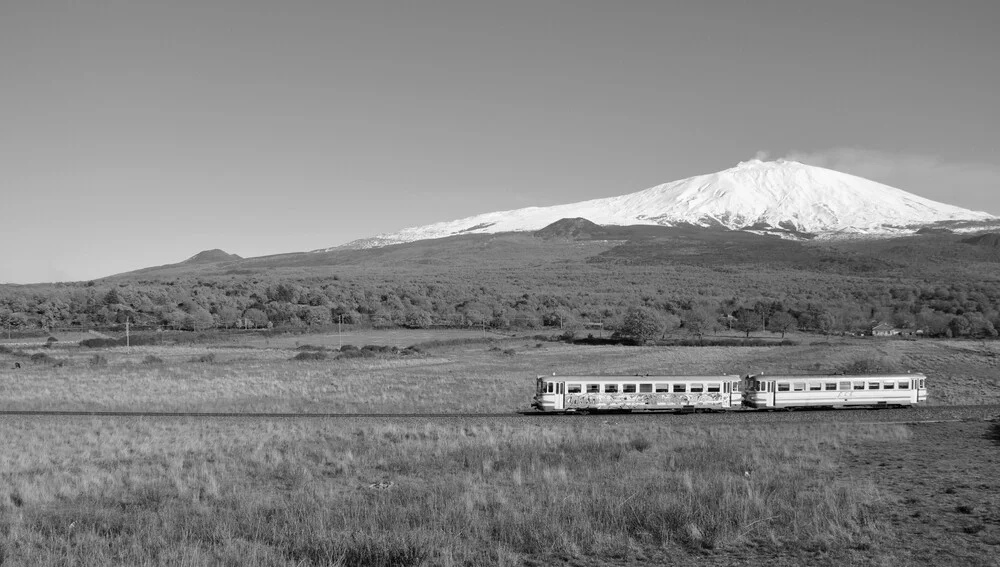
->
1;404;997;424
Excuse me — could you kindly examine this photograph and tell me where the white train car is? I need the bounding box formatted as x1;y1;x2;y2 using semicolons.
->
742;373;928;409
532;374;743;413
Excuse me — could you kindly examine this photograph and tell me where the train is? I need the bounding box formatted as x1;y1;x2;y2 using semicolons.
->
532;372;928;413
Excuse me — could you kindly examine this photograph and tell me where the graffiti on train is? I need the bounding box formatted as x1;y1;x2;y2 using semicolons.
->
564;392;727;408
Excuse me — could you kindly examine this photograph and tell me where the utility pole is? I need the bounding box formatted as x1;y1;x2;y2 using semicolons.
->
338;314;343;349
126;317;130;349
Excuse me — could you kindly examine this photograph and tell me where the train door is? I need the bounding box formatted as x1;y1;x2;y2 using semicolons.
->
725;381;741;408
554;382;565;410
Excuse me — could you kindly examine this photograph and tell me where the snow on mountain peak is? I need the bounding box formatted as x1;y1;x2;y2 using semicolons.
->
324;160;997;250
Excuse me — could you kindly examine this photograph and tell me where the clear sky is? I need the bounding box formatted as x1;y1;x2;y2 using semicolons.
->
2;0;998;283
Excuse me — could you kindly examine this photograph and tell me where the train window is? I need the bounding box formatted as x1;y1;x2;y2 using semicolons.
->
639;383;653;393
919;379;925;388
868;382;880;390
733;382;741;392
839;382;850;390
690;383;704;393
623;384;636;393
604;384;618;394
707;383;720;393
883;382;895;390
809;383;822;391
655;383;670;393
898;381;909;389
673;384;686;393
777;383;790;392
853;382;865;390
792;383;805;392
587;384;600;394
568;384;581;394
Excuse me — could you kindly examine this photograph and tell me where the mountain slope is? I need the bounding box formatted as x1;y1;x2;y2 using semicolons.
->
326;159;996;250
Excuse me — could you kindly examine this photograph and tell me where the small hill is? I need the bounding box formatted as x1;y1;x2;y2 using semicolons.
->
533;218;611;240
182;249;243;264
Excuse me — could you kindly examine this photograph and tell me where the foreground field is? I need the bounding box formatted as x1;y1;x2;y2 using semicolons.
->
0;417;928;566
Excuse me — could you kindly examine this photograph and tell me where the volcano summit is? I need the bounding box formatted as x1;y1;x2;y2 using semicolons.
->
330;159;997;250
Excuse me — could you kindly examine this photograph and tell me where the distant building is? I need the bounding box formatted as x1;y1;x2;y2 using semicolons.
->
871;322;901;336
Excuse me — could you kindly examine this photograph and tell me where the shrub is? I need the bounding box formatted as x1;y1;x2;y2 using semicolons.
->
80;338;120;348
628;436;652;452
296;345;328;352
142;355;164;365
292;351;328;361
89;354;108;366
189;353;216;363
336;345;400;360
30;352;56;365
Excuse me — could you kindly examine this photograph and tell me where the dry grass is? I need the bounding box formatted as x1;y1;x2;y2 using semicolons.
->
0;332;989;564
1;335;996;412
0;417;907;566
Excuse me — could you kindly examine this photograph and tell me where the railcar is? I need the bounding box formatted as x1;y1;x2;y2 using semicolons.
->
742;373;928;409
532;374;744;413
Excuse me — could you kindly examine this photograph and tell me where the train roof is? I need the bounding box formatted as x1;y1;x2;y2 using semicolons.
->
746;372;925;380
537;374;741;381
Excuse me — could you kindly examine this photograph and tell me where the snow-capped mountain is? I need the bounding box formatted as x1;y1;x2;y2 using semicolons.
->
324;159;997;250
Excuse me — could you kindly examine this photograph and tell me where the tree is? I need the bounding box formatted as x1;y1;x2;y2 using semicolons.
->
164;309;187;330
403;309;433;329
542;308;575;329
767;311;797;338
300;305;332;326
242;308;269;329
617;306;665;344
184;308;215;331
214;305;241;329
733;308;763;338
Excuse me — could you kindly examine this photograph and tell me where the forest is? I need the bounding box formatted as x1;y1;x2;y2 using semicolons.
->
4;228;1000;340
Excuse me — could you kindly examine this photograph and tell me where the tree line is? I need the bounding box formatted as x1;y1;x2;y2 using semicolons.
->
3;272;999;340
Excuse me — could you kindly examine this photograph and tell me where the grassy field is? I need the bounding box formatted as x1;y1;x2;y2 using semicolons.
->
1;332;998;565
0;417;907;566
2;333;1000;412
